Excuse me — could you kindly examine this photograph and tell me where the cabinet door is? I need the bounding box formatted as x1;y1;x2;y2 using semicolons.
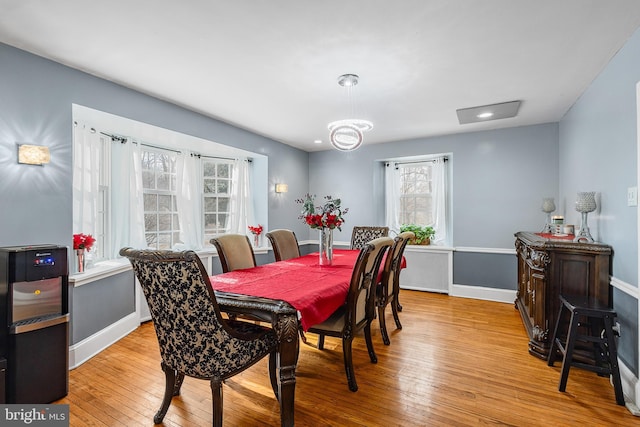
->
530;268;547;345
548;251;611;337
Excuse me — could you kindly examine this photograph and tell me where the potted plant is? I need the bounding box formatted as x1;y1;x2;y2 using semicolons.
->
400;224;435;245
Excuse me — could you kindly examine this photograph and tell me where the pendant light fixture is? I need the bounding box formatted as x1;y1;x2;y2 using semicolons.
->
328;74;373;152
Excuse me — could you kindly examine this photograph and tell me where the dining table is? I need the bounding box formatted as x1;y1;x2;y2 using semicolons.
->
209;248;405;427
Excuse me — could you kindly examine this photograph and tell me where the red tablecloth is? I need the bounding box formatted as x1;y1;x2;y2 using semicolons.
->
210;249;359;331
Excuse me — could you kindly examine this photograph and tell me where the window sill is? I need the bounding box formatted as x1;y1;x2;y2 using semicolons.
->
69;245;272;287
69;258;132;287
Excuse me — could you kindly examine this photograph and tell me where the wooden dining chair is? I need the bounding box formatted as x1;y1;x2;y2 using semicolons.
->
119;247;279;427
377;231;414;345
350;226;389;249
307;236;394;392
211;234;257;272
266;229;301;261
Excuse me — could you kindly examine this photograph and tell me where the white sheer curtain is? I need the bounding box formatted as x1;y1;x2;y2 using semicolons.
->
110;139;146;257
228;158;254;234
72;123;101;237
384;162;401;234
431;157;448;244
176;152;203;249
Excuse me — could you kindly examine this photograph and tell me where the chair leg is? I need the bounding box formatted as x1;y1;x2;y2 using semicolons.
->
548;302;567;367
342;336;358;392
173;372;185;396
268;351;279;401
154;363;176;424
559;312;580;392
602;315;625;405
391;297;403;330
211;378;223;427
378;305;391;345
364;321;378;364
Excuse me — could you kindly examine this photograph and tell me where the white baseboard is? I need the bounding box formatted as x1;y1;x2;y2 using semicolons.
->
449;283;517;304
619;356;640;415
68;312;140;369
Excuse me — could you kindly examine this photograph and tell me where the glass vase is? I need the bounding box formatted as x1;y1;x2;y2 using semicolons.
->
253;234;260;248
76;248;85;273
319;228;333;266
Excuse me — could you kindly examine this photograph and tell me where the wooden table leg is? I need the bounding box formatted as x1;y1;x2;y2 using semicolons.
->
273;312;300;427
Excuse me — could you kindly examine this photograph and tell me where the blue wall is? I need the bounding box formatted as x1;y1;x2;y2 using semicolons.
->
559;27;640;374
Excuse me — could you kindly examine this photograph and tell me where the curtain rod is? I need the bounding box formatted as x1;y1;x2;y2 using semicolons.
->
100;131;252;161
190;153;248;162
386;156;448;167
101;131;181;154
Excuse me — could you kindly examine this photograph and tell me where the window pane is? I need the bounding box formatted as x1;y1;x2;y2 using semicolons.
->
217;180;229;194
217;163;230;178
204;214;217;229
158;213;172;231
203;162;216;177
145;233;157;249
218;197;229;211
218;213;228;229
145;214;158;231
204;197;217;212
204;179;215;193
158;194;172;211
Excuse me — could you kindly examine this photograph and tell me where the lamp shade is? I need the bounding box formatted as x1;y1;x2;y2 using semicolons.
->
575;192;596;213
18;144;50;165
541;198;556;213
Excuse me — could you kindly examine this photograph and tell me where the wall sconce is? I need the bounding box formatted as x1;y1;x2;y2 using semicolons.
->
18;144;50;165
275;183;288;193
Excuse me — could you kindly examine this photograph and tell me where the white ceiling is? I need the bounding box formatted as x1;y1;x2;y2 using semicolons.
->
2;1;640;152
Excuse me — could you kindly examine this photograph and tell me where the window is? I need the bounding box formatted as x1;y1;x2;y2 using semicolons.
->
399;163;433;225
203;160;233;244
385;156;450;245
142;149;181;250
73;105;266;262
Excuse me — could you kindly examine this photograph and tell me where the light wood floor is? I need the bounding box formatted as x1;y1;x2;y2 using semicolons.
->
56;291;637;426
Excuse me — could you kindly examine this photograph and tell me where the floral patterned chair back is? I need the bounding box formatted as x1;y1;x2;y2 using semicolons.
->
350;226;390;249
119;247;278;426
210;234;257;272
266;229;301;261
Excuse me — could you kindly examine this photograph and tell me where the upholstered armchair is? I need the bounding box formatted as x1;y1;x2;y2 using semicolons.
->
350;226;389;249
377;231;414;345
210;234;257;272
119;247;279;426
307;236;393;392
266;229;301;261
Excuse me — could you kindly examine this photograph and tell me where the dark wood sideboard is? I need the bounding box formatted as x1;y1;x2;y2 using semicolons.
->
514;231;612;359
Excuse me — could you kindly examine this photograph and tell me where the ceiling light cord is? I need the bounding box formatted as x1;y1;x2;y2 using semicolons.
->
328;74;373;152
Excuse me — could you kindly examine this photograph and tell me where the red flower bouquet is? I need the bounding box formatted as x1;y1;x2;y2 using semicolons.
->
296;194;348;231
73;233;96;251
248;224;263;235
